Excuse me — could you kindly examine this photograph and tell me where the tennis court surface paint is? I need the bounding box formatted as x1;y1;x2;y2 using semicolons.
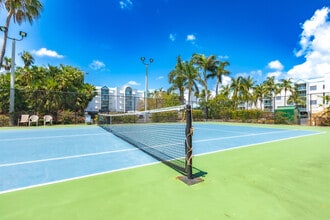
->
0;124;320;194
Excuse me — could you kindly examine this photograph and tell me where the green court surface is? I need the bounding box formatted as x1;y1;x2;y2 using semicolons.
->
1;124;329;220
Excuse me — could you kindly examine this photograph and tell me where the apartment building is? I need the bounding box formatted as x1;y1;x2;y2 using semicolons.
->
263;73;330;120
85;85;144;113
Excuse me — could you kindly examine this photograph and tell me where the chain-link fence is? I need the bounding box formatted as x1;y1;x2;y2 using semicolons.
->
1;89;329;126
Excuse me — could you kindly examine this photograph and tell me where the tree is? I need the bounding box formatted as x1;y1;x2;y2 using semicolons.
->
168;56;186;104
263;76;281;111
1;56;11;71
12;64;95;118
252;83;266;110
20;51;34;68
0;0;43;68
279;78;292;106
208;61;230;95
181;60;199;104
0;72;10;113
192;53;218;118
230;76;243;109
287;83;305;106
168;56;200;105
240;76;255;109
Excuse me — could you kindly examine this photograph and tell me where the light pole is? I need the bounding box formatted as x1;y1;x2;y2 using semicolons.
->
140;57;153;114
0;26;27;126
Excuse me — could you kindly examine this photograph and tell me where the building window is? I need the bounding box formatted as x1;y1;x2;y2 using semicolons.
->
310;100;317;105
310;85;317;91
276;96;281;100
125;87;133;112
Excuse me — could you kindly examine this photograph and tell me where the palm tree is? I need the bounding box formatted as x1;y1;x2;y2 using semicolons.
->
219;84;231;97
0;0;43;68
20;51;35;68
287;83;305;106
263;76;280;111
230;76;243;109
208;61;230;95
191;54;218;102
240;76;255;109
192;53;218;118
1;56;11;71
168;56;200;104
168;56;186;104
252;83;266;110
279;78;292;106
181;60;199;104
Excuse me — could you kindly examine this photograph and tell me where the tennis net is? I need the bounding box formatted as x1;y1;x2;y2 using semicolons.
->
98;105;193;178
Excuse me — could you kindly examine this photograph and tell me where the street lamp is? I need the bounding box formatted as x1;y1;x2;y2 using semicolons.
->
0;26;27;126
140;57;153;114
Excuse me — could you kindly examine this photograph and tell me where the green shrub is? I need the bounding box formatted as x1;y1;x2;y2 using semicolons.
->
192;110;203;121
151;111;178;123
0;114;9;127
275;111;290;124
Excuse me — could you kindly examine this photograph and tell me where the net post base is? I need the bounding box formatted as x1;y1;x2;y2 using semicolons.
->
176;176;204;185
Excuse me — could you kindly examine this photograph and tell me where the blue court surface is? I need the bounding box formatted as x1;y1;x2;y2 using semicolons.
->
0;124;319;194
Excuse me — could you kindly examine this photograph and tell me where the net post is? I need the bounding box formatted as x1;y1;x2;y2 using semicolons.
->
185;104;193;179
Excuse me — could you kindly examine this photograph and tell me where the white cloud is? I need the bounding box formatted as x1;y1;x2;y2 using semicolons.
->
267;60;284;71
218;55;229;60
127;80;140;86
156;76;164;80
287;7;330;79
186;34;196;42
221;75;232;86
32;48;64;58
89;60;105;70
267;71;282;80
169;33;176;42
119;0;133;9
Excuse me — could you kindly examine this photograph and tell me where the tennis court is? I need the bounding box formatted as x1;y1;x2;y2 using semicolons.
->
0;123;320;194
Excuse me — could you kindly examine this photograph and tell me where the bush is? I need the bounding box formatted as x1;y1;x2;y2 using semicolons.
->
0;114;9;127
151;111;178;123
192;110;203;121
58;110;84;124
275;111;290;124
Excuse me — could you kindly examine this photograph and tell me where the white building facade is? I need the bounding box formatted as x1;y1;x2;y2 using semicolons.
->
234;73;330;122
85;85;144;113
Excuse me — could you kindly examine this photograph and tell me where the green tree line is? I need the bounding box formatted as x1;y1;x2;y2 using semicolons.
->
0;55;95;122
168;53;307;120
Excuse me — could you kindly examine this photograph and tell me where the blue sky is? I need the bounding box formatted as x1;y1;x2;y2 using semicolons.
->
1;0;330;92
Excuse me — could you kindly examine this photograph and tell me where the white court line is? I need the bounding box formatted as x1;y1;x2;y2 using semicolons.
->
0;132;107;142
0;161;160;195
194;127;252;135
194;129;291;143
195;131;324;157
0;148;137;168
0;129;322;195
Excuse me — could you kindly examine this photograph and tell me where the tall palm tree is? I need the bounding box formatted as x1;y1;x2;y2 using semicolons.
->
191;53;218;102
230;76;243;109
263;76;281;111
287;83;305;106
219;84;231;97
20;51;35;68
192;53;218;118
168;56;186;104
0;0;43;67
253;83;266;110
240;76;255;109
1;56;11;71
208;61;230;95
181;60;199;104
279;78;292;106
